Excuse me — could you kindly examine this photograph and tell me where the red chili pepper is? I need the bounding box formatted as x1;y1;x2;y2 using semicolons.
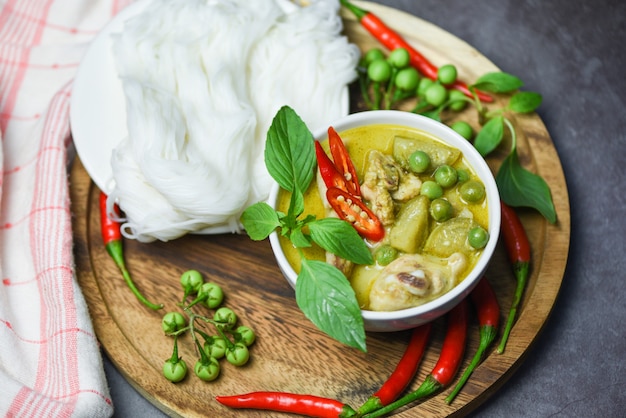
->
315;141;356;195
328;127;361;196
326;187;385;242
316;130;384;240
99;192;163;310
357;323;432;415
497;200;531;354
445;276;500;404
365;299;469;418
215;392;357;418
340;0;493;102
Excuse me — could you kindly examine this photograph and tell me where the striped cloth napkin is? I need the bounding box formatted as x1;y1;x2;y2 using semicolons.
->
0;1;134;416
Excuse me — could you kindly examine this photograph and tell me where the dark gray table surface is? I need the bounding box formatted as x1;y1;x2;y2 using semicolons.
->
104;0;626;416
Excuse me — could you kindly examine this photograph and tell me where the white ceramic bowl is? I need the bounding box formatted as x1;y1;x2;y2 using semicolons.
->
268;110;501;332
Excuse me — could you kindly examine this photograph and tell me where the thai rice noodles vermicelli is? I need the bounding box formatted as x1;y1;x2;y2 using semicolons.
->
107;0;360;242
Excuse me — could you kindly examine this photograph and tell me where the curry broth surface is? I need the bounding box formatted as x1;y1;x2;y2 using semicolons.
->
278;124;489;310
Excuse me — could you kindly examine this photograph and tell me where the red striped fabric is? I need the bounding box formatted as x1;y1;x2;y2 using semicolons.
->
0;1;133;416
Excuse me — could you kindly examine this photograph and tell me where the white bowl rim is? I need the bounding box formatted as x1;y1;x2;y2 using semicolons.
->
268;110;501;324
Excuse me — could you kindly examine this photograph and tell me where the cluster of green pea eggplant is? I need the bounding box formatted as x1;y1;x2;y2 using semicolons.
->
358;46;475;141
160;269;256;383
358;46;555;224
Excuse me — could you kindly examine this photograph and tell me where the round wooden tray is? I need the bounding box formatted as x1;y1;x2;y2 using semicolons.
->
70;2;570;417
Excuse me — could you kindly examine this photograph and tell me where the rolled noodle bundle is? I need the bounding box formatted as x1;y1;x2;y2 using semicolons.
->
108;0;360;242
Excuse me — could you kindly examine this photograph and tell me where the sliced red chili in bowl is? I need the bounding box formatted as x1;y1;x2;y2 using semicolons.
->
326;187;384;242
315;140;356;195
328;126;361;197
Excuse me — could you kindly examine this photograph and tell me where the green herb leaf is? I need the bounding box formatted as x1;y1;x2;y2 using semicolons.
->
240;202;281;240
280;188;306;233
296;259;366;352
509;91;543;113
289;186;305;221
496;149;557;223
472;72;523;93
265;106;316;193
473;116;504;157
290;227;312;248
308;218;374;265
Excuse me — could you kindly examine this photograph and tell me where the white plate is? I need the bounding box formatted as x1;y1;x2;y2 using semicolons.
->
70;0;243;235
70;0;350;235
70;0;151;195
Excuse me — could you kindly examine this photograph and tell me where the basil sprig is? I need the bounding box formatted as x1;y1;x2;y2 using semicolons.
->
469;72;556;223
241;106;371;352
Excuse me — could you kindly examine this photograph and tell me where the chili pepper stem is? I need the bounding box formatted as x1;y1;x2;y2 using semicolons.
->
363;375;442;418
106;241;163;310
339;0;366;19
357;396;383;416
445;324;498;404
497;261;529;353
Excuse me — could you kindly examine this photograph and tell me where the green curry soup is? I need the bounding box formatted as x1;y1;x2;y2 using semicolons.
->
278;124;489;311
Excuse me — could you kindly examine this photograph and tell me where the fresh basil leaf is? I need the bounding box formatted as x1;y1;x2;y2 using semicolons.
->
296;259;366;352
279;189;304;233
308;218;373;265
473;116;504;157
264;106;316;193
290;227;312;248
509;91;543;113
240;202;281;240
472;72;523;93
289;187;305;220
496;149;557;223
